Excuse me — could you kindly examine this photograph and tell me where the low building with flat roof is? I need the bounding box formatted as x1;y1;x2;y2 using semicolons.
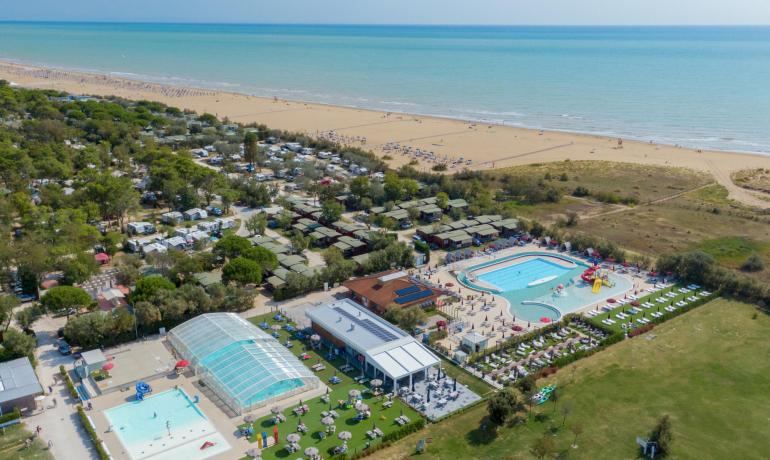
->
306;299;439;390
343;270;443;313
0;357;43;413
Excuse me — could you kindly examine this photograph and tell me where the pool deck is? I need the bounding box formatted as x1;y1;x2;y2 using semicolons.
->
426;243;653;351
89;360;327;460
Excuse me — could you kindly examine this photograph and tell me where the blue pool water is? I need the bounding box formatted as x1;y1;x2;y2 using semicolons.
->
104;389;210;451
200;340;305;407
478;258;571;292
459;253;633;323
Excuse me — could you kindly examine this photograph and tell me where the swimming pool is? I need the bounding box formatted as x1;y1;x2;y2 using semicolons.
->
458;252;632;323
478;258;572;292
104;389;230;460
200;339;307;408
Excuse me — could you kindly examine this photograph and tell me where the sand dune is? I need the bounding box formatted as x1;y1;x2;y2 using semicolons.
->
1;60;767;208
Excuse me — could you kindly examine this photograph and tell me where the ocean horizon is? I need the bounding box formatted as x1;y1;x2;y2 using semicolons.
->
1;22;769;155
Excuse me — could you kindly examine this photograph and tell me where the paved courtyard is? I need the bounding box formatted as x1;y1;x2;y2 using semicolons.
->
400;367;481;421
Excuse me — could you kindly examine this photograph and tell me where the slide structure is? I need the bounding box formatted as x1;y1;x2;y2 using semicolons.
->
592;278;602;294
135;381;152;401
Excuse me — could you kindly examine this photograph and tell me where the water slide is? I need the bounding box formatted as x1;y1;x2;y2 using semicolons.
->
592;278;602;294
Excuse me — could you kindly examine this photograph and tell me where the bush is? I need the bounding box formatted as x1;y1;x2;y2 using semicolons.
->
60;364;78;399
77;405;110;460
741;253;765;272
0;407;21;424
628;323;655;338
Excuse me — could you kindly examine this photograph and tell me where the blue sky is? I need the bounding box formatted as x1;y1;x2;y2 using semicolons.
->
4;0;770;25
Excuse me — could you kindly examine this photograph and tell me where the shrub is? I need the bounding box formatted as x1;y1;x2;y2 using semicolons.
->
741;253;765;272
628;323;655;338
77;405;110;460
0;407;21;424
60;365;78;399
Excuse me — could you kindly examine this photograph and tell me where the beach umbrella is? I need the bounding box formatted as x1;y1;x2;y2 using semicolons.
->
175;359;189;369
310;334;321;342
244;414;257;423
607;298;616;304
270;406;282;415
358;403;369;412
271;324;282;331
304;446;319;457
338;431;352;441
286;433;301;443
321;416;335;427
102;362;114;371
246;448;261;459
370;379;382;388
348;389;361;399
453;377;457;392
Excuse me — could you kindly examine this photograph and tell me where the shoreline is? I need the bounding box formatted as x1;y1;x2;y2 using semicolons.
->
1;59;768;208
3;56;767;158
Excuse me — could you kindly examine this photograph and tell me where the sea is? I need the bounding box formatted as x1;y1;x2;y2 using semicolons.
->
1;22;769;155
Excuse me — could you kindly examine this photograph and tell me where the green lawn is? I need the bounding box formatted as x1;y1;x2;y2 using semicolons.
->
243;313;422;459
373;298;770;459
0;424;53;460
584;283;710;334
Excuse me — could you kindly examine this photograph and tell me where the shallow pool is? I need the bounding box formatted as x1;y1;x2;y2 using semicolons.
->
478;257;572;291
104;388;229;460
458;252;633;323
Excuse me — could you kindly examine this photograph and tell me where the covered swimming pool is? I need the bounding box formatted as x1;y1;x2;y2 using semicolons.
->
458;252;632;323
168;313;320;415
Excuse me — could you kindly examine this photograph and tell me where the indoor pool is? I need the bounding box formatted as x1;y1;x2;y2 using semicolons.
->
104;389;229;460
478;258;572;292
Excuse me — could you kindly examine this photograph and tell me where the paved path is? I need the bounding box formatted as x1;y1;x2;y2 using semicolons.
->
27;315;100;460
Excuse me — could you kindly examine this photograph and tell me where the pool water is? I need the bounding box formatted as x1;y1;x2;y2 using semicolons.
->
104;389;229;460
459;252;633;323
200;340;306;407
478;258;571;291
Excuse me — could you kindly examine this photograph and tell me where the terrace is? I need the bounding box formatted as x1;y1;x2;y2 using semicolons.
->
239;312;422;460
583;283;716;333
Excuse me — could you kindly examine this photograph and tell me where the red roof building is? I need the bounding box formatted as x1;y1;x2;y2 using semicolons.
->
343;270;443;314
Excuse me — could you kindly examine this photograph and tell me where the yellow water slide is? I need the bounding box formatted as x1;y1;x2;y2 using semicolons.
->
592;278;602;293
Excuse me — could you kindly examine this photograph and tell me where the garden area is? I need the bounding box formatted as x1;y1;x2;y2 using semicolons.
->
372;298;770;459
240;312;422;459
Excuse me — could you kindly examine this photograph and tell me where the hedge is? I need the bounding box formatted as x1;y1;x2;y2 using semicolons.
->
467;321;564;364
60;365;79;400
335;419;426;460
0;407;21;424
77;405;110;460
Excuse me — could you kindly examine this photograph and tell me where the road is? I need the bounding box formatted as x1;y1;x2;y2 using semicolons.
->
26;314;100;460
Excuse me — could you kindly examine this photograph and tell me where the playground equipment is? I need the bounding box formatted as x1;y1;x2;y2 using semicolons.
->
531;384;557;405
135;381;152;401
581;266;615;293
592;278;603;294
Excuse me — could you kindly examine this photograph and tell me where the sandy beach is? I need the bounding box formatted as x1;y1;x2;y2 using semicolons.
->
1;60;768;208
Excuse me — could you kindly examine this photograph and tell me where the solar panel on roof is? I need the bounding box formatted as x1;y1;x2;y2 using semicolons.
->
394;285;420;296
333;307;399;342
394;289;433;304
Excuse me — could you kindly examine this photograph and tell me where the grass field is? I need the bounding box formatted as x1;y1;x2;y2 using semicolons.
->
494;161;713;204
374;298;770;459
578;185;770;282
241;313;421;460
0;424;53;460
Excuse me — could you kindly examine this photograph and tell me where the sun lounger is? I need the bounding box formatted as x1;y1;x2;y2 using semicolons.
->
665;306;676;312
700;290;711;296
675;301;686;307
651;311;663;318
687;296;698;302
656;297;667;303
666;292;677;298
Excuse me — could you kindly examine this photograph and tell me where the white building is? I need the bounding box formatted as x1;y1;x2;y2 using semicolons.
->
306;299;440;391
